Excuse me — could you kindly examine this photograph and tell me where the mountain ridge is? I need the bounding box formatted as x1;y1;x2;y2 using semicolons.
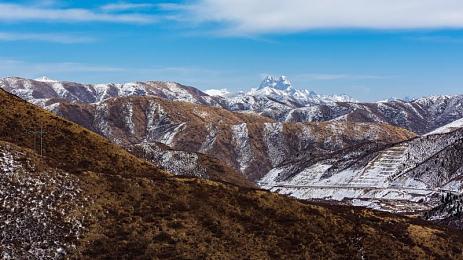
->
259;121;463;214
49;95;415;182
4;76;463;134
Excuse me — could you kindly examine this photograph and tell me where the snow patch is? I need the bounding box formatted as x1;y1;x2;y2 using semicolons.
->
231;123;253;172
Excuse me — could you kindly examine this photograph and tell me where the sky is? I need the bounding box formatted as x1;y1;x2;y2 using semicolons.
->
1;0;463;101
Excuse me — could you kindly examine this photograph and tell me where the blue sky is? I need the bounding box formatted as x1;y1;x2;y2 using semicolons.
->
1;0;463;101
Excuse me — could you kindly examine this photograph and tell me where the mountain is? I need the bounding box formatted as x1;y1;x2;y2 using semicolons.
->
204;88;232;97
2;88;462;258
318;96;463;134
425;117;463;136
210;75;358;121
220;90;463;134
0;76;221;108
259;118;463;213
3;75;463;215
0;77;416;180
210;76;463;134
128;141;254;187
3;76;463;134
49;95;414;182
246;75;357;104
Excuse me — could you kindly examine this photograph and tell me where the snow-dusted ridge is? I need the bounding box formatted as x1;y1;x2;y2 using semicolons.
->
6;75;463;214
5;75;463;134
34;76;59;83
0;76;220;107
259;126;463;213
425;117;463;136
206;75;357;106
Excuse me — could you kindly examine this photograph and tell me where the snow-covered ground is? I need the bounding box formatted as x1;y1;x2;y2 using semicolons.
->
0;143;88;259
425;117;463;136
258;129;463;213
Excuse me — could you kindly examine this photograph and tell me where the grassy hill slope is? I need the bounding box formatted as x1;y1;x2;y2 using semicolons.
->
1;89;462;259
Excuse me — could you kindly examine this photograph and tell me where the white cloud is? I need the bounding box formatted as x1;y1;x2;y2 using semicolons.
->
0;59;126;75
0;32;95;43
176;0;463;34
0;3;157;23
0;59;233;87
101;3;157;12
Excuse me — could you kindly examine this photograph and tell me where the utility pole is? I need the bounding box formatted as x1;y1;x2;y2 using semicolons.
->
28;128;38;153
28;126;46;157
40;126;44;157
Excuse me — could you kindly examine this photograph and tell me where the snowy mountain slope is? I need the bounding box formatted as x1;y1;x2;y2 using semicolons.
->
3;76;463;134
425;193;463;229
128;141;255;187
0;76;221;107
259;127;463;213
50;96;414;182
210;76;463;134
287;97;463;134
425;117;463;136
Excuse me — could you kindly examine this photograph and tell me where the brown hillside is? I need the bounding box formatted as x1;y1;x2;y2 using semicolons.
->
0;89;159;177
1;86;463;259
53;96;416;181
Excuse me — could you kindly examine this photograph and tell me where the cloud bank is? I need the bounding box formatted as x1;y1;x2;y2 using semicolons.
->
0;32;94;43
177;0;463;34
101;3;157;12
0;3;156;23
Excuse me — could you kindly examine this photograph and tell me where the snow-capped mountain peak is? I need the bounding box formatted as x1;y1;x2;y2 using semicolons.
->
204;88;232;97
34;76;58;83
259;75;292;91
251;75;356;105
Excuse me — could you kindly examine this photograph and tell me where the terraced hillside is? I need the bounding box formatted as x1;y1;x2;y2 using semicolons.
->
260;121;463;213
2;89;463;258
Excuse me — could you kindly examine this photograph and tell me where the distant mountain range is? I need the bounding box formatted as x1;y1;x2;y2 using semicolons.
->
51;95;413;182
3;75;463;134
208;75;357;105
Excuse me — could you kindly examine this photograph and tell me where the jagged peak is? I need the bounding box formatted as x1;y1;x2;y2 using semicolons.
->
258;75;292;91
34;76;58;83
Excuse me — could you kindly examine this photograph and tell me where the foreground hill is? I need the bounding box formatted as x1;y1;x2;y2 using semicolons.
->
1;89;463;258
